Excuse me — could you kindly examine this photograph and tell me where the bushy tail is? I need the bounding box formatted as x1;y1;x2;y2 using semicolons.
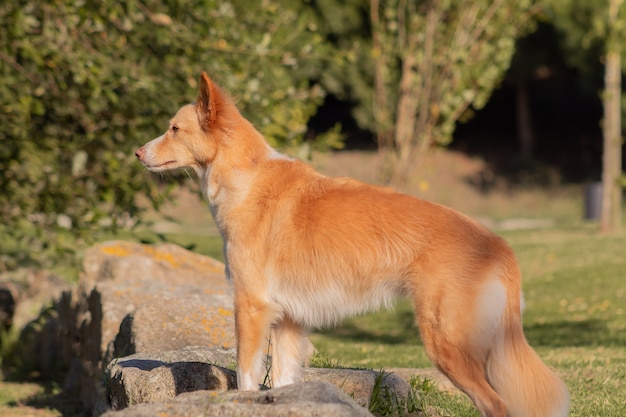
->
487;298;570;417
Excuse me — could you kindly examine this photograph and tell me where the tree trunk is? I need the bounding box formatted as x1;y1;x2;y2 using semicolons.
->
601;0;623;233
391;54;419;184
370;0;391;151
387;4;437;185
516;78;534;160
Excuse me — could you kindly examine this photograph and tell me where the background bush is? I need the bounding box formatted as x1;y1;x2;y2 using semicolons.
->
0;0;336;268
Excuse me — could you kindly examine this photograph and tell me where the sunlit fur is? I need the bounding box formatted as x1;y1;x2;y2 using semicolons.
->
135;72;570;417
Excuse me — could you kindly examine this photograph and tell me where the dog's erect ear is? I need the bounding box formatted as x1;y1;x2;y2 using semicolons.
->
197;72;216;128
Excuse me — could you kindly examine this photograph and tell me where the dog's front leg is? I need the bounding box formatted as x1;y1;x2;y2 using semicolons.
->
270;316;307;387
234;292;273;390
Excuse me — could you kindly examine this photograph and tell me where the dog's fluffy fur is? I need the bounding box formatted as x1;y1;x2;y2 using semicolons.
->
135;72;569;417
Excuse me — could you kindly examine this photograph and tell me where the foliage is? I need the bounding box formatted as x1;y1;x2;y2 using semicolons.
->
0;0;332;268
542;2;600;91
371;0;538;182
544;0;626;122
310;0;375;130
312;0;538;182
544;0;626;75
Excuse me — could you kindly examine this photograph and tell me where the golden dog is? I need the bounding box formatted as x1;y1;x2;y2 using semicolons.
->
136;72;569;417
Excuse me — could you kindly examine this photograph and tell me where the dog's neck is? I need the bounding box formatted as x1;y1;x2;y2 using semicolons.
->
197;123;281;233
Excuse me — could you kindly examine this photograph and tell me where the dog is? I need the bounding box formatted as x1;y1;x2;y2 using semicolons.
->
135;72;569;417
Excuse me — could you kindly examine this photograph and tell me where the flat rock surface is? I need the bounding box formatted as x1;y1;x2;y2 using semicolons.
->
102;380;374;417
106;347;237;410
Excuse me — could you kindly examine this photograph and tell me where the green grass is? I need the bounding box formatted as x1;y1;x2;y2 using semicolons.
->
408;376;480;417
0;382;63;417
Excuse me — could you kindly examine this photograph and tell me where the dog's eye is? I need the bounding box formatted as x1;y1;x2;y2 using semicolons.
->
171;125;179;133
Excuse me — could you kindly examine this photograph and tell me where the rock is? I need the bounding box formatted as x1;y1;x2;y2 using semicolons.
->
303;368;411;408
106;347;237;411
30;241;232;411
385;368;458;393
80;240;232;362
100;346;411;414
112;297;235;360
102;380;374;417
80;240;225;285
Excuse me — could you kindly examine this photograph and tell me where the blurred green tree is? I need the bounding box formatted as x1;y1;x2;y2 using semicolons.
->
0;0;333;268
311;0;538;183
371;0;538;183
309;0;375;131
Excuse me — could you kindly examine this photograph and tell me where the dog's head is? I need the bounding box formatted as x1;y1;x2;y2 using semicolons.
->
135;72;234;174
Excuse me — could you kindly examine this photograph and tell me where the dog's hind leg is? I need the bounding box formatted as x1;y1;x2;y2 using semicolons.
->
270;316;307;387
234;294;275;390
424;342;507;417
414;278;509;417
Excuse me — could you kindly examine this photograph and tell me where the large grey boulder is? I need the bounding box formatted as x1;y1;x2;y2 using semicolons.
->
105;346;236;411
80;240;233;362
34;240;233;410
102;380;375;417
100;346;411;414
110;295;235;360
